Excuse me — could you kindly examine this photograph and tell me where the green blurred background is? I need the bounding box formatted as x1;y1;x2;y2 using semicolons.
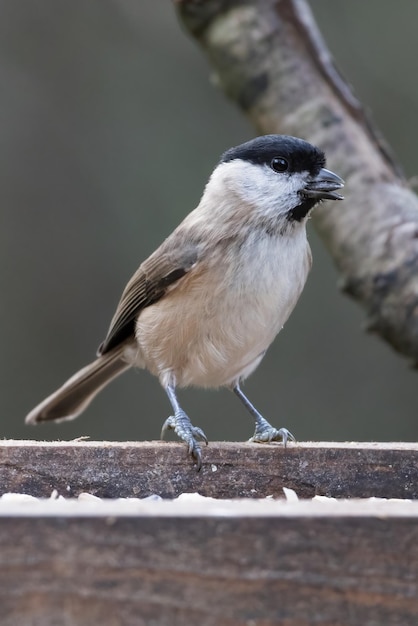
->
2;1;417;443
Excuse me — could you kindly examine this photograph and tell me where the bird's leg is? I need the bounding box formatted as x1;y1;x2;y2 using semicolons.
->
233;383;295;446
161;384;208;470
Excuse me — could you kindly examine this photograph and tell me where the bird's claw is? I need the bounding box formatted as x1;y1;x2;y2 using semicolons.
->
250;422;295;447
161;412;208;471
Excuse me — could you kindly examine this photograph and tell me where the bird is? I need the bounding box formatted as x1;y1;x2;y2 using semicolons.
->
25;134;344;470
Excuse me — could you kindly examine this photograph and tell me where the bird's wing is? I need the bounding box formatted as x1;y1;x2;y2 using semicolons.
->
98;244;199;355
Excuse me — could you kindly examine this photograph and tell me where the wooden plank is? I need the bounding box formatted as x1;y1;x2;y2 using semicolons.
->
1;440;417;499
0;500;417;626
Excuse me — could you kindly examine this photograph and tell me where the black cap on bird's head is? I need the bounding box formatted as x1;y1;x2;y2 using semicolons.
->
222;134;326;178
221;135;344;220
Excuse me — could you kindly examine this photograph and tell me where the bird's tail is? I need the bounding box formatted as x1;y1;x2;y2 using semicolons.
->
25;347;131;425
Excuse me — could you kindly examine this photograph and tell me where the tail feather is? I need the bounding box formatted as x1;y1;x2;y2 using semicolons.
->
25;348;131;424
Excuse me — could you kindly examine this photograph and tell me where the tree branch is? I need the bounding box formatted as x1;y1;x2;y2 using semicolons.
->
174;0;418;364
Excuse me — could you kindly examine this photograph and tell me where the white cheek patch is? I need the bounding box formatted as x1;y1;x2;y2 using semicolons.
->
216;161;309;219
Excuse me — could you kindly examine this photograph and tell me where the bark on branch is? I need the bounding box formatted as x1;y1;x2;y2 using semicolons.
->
174;0;418;364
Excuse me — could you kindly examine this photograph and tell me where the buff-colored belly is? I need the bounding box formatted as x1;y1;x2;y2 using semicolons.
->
134;235;310;389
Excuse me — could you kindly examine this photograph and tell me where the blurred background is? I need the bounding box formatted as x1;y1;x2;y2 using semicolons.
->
1;1;417;443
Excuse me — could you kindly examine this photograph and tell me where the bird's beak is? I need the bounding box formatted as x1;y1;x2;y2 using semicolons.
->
303;168;344;201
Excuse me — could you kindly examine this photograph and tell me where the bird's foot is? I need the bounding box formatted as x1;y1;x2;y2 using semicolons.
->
250;417;295;447
161;411;208;471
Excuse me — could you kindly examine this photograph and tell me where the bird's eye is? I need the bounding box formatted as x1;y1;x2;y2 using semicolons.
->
271;157;289;173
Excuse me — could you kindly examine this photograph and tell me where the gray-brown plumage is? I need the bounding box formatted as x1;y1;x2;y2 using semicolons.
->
26;135;343;469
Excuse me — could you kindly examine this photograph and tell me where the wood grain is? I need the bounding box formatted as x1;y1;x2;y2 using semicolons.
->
0;500;417;626
1;440;417;499
1;442;417;624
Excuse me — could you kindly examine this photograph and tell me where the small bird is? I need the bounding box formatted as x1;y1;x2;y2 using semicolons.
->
26;135;344;469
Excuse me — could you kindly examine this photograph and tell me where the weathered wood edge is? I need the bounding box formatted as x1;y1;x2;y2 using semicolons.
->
3;440;417;450
1;442;417;625
1;440;417;499
1;504;417;625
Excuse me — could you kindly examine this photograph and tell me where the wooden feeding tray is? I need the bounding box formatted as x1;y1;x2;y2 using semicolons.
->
0;440;417;625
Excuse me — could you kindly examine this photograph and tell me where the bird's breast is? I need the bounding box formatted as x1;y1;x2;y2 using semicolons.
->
135;229;311;388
